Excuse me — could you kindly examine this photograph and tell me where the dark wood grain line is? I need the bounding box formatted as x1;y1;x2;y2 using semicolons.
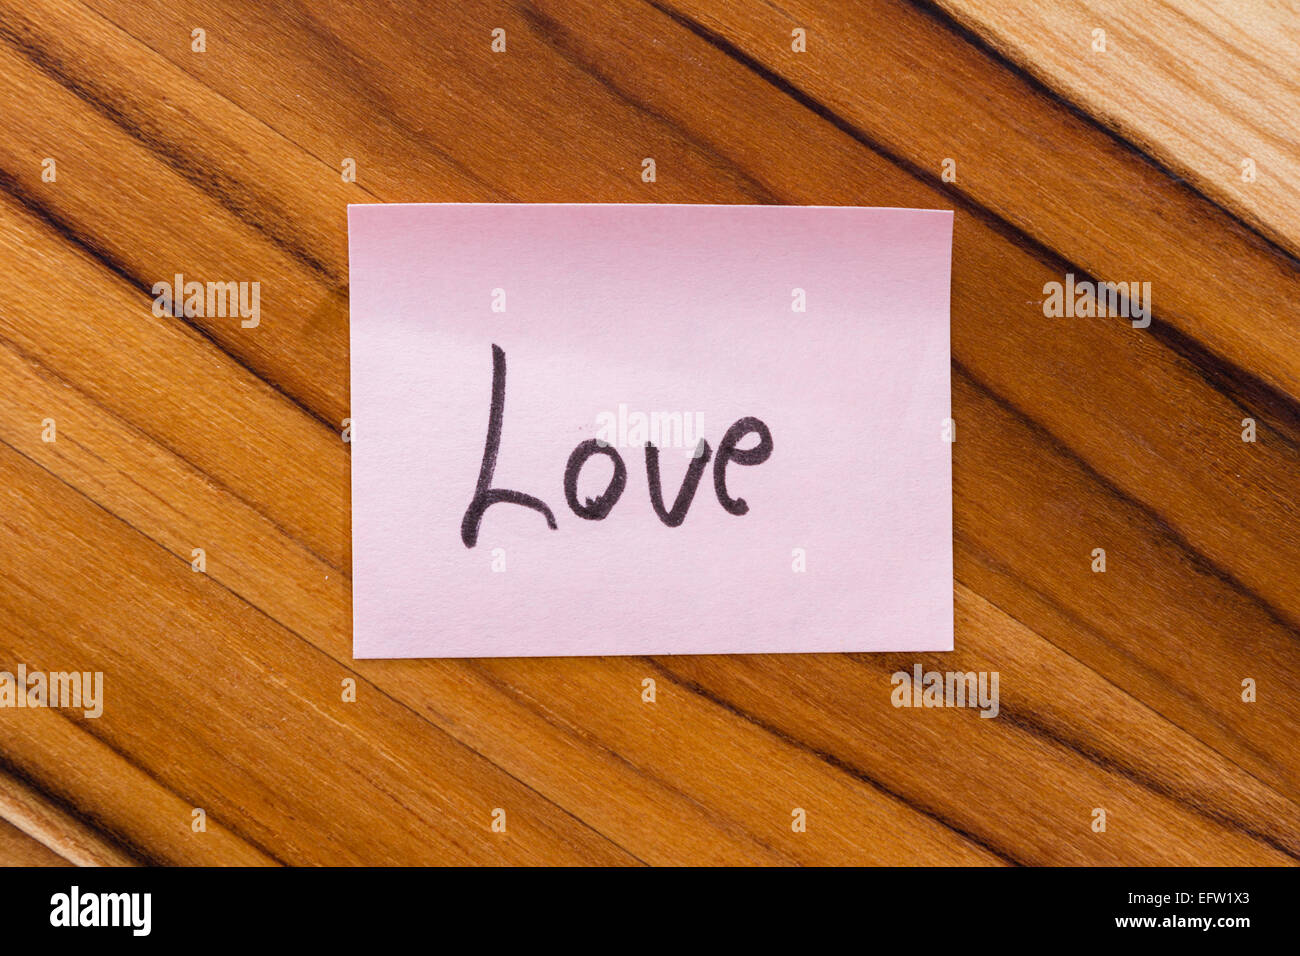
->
645;0;1300;421
851;617;1300;859
991;706;1300;860
0;323;348;581
643;658;1027;865
0;466;296;866
907;0;1300;269
0;749;155;866
48;0;528;228
955;358;1300;641
0;12;341;284
953;529;1247;736
954;525;1300;807
518;4;784;204
461;660;791;865
1148;319;1300;452
268;2;517;202
0;169;342;441
71;0;512;205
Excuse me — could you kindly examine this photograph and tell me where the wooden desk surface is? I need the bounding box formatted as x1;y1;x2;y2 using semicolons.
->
0;0;1296;866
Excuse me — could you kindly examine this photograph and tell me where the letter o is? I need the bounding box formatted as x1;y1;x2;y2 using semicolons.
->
564;439;627;520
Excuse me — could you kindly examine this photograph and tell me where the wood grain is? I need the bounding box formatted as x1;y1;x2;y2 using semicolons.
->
934;0;1300;259
0;0;1296;865
0;817;70;867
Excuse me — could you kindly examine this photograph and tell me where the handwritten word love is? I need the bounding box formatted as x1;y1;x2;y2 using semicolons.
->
461;346;773;547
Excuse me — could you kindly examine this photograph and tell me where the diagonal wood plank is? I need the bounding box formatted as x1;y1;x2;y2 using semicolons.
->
0;815;73;866
951;366;1299;797
0;706;276;865
931;0;1300;260
0;0;355;425
655;583;1298;864
0;769;136;866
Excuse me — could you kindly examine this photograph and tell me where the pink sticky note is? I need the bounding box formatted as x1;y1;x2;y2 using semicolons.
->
348;204;953;658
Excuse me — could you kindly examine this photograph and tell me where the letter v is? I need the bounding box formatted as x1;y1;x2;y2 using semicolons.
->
645;439;711;527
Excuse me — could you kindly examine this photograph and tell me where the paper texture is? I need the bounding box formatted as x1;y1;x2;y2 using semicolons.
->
348;204;953;658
